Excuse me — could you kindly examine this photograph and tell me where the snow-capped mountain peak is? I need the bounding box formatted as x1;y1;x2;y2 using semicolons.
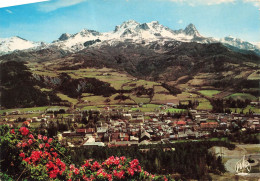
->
184;23;201;37
121;20;139;27
111;20;198;41
78;29;100;36
220;36;258;51
58;33;71;41
1;20;259;55
0;36;42;55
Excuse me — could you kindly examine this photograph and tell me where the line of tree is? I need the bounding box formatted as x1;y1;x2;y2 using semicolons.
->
161;83;182;96
69;141;233;180
211;98;253;113
177;100;198;109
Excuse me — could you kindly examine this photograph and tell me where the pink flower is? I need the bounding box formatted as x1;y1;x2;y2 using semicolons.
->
91;161;101;171
74;168;80;175
48;138;53;143
55;158;66;174
19;127;29;136
30;151;42;164
164;176;168;181
144;171;150;176
29;134;34;139
49;170;58;178
28;139;33;145
16;142;22;148
45;143;50;148
97;168;104;175
130;159;139;169
114;157;120;165
39;143;44;149
24;158;30;164
82;160;92;168
22;142;28;148
113;170;125;179
82;175;88;181
38;134;42;140
46;161;55;169
120;156;126;162
69;164;75;171
107;174;112;181
10;129;15;134
52;152;58;158
43;136;48;141
19;152;25;158
128;168;134;176
104;156;114;166
118;170;125;179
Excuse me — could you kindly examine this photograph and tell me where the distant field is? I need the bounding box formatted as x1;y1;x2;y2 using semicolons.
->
214;91;232;99
225;93;257;101
165;108;187;113
40;88;52;92
151;94;178;104
33;70;57;77
135;80;159;88
247;70;260;80
153;86;168;93
25;66;258;114
81;106;99;110
82;93;94;96
0;106;68;115
118;98;136;104
81;96;107;105
145;104;161;108
198;90;221;98
196;99;212;110
130;95;150;104
107;93;135;105
57;93;78;105
31;67;179;107
130;104;161;112
176;92;199;100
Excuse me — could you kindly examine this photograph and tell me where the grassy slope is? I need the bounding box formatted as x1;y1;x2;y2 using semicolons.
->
0;106;68;114
20;64;258;113
198;90;221;98
225;93;257;101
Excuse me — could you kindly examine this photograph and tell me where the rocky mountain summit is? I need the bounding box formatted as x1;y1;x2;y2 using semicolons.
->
1;20;259;55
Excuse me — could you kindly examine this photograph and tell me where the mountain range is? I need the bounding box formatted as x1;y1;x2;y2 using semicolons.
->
0;20;259;109
0;20;259;55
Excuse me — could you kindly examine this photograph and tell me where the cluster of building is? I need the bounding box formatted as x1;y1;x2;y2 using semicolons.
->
1;105;260;148
58;108;260;148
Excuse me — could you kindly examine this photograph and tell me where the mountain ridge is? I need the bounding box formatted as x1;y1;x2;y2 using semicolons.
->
1;20;259;55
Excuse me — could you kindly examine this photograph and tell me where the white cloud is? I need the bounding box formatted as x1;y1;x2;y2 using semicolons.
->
243;0;260;8
166;0;235;6
38;0;87;12
178;19;183;24
6;9;13;14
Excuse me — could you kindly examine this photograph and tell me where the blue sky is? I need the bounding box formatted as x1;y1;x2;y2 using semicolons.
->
0;0;259;43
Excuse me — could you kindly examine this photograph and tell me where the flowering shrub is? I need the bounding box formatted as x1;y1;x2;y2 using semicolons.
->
0;125;172;180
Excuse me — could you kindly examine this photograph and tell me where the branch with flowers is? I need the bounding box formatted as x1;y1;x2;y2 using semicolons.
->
0;125;172;181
